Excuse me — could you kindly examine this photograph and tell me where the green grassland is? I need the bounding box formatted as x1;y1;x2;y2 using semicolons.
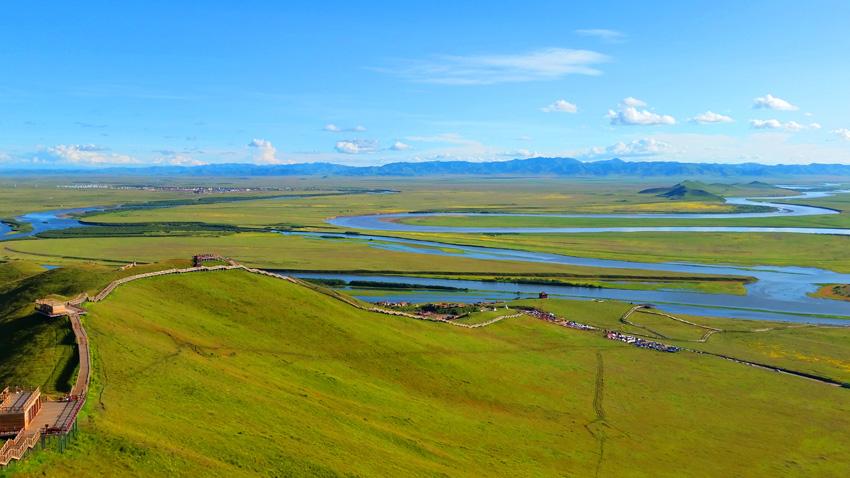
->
67;180;850;274
5;270;850;477
0;232;747;279
393;189;850;229
76;179;850;231
79;180;769;230
409;272;748;295
453;307;517;325
0;178;375;220
0;233;753;298
393;230;850;272
0;186;195;218
0;260;190;395
515;298;850;382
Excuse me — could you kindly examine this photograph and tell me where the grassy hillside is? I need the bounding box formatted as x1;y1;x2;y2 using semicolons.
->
639;181;724;201
0;260;189;394
7;270;850;477
0;261;44;287
640;180;793;199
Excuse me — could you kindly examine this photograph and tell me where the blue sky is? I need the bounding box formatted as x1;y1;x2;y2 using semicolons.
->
2;0;850;168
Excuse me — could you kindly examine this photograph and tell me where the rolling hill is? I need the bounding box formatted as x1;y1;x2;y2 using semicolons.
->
639;180;794;200
639;182;724;201
5;268;849;477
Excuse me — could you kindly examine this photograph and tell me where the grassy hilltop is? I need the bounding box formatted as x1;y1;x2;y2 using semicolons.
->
4;269;849;477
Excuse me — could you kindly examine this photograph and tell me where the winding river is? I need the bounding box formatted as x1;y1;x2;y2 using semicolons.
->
328;190;850;234
3;188;850;324
281;232;850;324
317;187;850;323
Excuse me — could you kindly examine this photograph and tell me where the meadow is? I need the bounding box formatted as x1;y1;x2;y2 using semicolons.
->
78;178;769;229
0;260;192;395
392;230;850;272
65;178;850;273
517;298;850;383
4;269;849;477
1;176;849;476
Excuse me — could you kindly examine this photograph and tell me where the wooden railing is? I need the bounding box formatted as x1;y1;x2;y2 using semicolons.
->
0;428;41;466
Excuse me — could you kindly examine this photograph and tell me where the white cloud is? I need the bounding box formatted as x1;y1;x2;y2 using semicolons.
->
749;119;820;131
575;29;626;43
248;138;282;164
37;144;138;165
622;97;646;107
378;47;608;85
335;139;378;154
541;99;578;113
750;119;783;130
390;141;410;151
753;94;798;111
690;111;734;124
607;98;676;126
324;124;367;133
833;128;850;140
154;153;207;166
584;138;675;158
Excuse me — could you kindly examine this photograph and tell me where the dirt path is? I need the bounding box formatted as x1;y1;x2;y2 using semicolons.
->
620;306;847;387
586;351;608;478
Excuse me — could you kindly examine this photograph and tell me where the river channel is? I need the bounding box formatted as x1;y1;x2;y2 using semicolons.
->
3;189;850;324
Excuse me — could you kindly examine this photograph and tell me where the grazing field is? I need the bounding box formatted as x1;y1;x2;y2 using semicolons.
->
393;230;850;273
68;179;850;273
5;270;850;477
516;298;850;383
0;233;750;287
79;179;773;230
73;179;850;232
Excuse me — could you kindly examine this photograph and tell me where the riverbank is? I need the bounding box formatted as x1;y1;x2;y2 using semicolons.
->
812;284;850;302
0;218;32;235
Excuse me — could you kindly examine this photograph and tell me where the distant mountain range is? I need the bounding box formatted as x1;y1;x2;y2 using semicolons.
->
7;157;850;177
